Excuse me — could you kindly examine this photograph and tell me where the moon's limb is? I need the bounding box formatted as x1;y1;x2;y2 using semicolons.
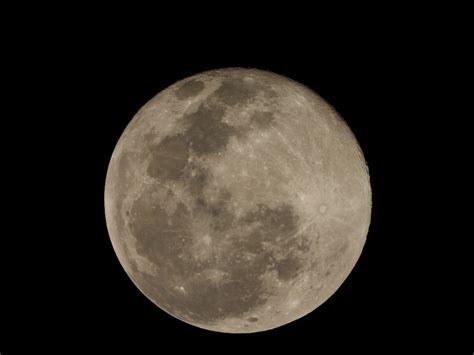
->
104;68;371;333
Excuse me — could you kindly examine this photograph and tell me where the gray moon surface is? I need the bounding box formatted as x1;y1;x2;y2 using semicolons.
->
104;68;371;333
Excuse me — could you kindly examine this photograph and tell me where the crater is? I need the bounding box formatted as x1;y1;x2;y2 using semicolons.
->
147;136;189;181
246;317;259;322
175;79;205;100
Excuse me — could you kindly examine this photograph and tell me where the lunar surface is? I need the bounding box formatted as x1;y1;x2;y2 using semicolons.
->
104;68;371;333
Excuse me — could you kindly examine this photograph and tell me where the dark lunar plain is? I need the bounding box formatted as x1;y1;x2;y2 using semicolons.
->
0;17;469;354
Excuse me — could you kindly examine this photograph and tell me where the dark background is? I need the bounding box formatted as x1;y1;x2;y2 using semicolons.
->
1;12;469;353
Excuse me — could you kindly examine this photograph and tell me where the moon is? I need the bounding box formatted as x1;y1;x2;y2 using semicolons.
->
104;68;371;333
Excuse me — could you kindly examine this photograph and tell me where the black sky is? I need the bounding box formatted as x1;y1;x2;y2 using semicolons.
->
1;13;469;354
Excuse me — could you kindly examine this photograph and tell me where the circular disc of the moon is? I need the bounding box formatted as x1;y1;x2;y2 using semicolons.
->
104;68;371;333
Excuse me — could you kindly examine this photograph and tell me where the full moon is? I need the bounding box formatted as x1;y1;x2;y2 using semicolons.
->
104;68;371;333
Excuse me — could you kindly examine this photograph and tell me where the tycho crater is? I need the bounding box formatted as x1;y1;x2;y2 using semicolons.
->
104;68;372;333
